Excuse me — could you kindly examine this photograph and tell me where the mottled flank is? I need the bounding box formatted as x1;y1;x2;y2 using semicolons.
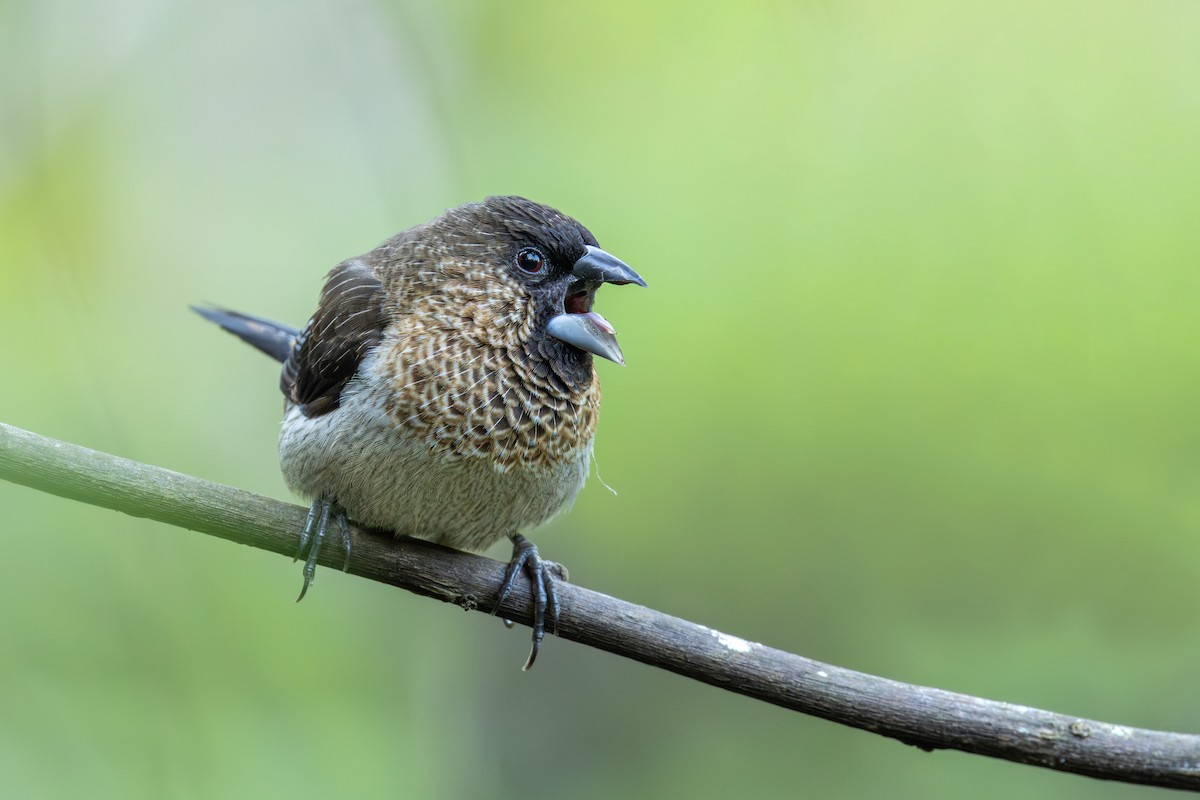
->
378;271;602;471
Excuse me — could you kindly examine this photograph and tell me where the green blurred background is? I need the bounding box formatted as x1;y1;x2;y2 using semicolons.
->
3;1;1200;797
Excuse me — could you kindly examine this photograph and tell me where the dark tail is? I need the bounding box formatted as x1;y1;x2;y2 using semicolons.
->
191;305;299;364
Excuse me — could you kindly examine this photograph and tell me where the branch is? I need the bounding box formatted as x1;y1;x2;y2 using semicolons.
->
1;422;1197;792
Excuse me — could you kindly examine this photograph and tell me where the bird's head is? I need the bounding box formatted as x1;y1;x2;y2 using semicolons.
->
414;196;646;388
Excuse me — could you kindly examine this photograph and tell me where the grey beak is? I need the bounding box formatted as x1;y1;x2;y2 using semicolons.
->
571;245;647;287
546;246;645;365
547;311;626;365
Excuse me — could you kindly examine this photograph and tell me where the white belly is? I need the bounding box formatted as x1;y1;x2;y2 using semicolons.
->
278;374;591;552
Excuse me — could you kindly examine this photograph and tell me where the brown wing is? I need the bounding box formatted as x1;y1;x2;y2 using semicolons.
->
282;258;386;417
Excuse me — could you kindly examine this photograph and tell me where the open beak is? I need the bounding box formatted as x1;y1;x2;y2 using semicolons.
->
547;246;646;365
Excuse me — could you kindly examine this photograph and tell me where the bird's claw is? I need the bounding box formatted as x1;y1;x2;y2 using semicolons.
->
294;496;352;602
494;534;563;670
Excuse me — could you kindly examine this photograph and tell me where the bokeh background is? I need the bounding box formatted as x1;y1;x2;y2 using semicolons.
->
3;1;1200;798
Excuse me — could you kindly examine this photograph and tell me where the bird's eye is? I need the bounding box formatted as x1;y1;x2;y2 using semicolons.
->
515;247;545;275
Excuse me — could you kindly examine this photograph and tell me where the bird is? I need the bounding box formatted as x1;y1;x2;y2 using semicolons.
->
193;196;645;668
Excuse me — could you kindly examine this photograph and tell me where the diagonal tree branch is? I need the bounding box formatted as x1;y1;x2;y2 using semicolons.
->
1;420;1198;792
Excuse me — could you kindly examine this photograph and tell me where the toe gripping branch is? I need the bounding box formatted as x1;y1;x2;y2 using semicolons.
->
290;509;560;670
494;533;566;671
294;495;353;602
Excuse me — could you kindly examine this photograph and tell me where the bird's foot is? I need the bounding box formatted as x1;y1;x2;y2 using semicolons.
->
494;533;567;671
293;496;352;602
